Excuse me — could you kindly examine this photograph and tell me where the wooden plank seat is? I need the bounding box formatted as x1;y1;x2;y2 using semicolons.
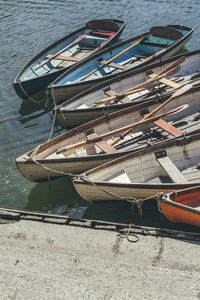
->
46;54;80;62
90;30;116;38
141;36;174;47
99;60;129;70
155;150;188;183
149;26;183;40
153;118;182;136
103;88;131;103
86;131;117;154
147;73;181;89
103;89;118;97
85;19;120;33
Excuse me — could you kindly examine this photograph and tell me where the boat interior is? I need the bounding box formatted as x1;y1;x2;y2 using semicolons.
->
84;135;200;187
28;87;200;166
169;188;200;210
57;51;200;112
19;19;121;81
56;25;191;85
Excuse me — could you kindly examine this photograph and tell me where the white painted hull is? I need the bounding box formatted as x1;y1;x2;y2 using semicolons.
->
72;133;200;202
73;180;200;202
50;26;193;104
56;49;200;128
16;82;200;182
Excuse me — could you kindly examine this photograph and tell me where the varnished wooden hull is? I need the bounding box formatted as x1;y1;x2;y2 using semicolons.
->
56;49;200;128
49;25;193;104
158;186;200;227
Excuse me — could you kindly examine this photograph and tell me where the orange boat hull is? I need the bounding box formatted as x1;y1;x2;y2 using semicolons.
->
159;187;200;227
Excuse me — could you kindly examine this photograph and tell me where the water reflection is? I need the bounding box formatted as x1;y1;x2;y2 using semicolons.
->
1;0;200;230
26;176;85;213
26;175;163;225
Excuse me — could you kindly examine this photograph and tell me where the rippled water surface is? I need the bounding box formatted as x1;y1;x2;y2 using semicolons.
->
1;0;200;223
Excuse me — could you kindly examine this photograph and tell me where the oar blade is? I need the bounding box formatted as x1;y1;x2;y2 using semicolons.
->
172;83;193;98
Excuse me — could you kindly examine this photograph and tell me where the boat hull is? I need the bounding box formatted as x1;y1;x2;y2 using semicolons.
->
13;19;126;99
72;133;200;202
50;25;193;104
16;154;124;183
16;86;200;182
73;180;200;202
158;187;200;227
56;49;200;128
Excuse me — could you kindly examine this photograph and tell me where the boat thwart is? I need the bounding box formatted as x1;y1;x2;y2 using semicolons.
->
49;24;193;104
13;19;126;99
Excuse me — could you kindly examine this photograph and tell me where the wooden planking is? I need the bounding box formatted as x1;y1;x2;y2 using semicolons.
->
153;118;182;136
46;54;80;62
102;89;130;103
104;89;118;97
148;73;181;89
95;139;118;153
100;60;128;70
156;155;188;183
87;132;117;154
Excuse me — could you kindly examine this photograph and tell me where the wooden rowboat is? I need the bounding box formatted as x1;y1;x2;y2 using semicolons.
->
158;186;200;227
16;84;200;183
55;49;200;128
72;132;200;202
13;19;126;99
48;25;193;104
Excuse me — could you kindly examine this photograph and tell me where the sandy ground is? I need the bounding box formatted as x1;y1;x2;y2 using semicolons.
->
0;218;200;300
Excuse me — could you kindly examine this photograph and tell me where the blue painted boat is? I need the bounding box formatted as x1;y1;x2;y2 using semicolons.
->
13;19;126;99
49;25;193;104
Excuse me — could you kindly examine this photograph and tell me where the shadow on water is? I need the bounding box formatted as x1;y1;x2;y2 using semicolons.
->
25;176;200;234
17;88;54;124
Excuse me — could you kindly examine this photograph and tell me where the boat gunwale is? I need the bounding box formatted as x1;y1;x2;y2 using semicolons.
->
159;189;200;215
73;177;200;191
79;131;200;178
16;84;200;161
50;24;194;91
13;18;126;85
56;48;200;113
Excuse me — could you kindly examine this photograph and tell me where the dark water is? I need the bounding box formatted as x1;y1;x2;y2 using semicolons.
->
1;0;200;225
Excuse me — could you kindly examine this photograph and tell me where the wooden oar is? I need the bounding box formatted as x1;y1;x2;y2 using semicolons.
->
94;65;181;107
94;56;185;106
110;83;193;146
80;34;151;81
35;34;87;70
57;85;192;154
57;107;185;153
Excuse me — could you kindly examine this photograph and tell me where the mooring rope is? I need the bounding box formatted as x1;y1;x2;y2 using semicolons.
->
18;80;46;104
118;224;139;243
78;174;158;216
47;86;58;141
